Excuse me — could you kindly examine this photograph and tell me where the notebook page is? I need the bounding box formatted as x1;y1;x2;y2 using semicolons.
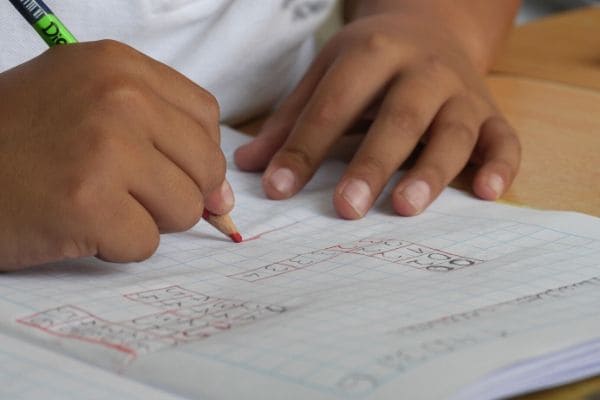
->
0;126;599;399
0;332;184;400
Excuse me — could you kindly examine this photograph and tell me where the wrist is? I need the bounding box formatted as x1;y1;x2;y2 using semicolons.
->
347;1;517;72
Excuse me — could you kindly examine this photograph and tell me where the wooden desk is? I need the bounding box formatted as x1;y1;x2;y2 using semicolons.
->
494;7;600;91
486;75;600;216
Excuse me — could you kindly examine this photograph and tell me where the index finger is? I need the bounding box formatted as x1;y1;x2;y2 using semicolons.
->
263;50;399;199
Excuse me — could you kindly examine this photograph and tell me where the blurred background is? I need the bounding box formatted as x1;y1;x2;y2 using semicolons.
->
318;0;600;43
519;0;599;23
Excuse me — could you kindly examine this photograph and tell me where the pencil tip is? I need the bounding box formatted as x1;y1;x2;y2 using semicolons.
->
229;232;243;243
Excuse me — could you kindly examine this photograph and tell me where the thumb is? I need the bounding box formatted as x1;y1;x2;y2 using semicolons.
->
203;180;235;215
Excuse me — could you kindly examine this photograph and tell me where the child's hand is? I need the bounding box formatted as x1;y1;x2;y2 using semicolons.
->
235;9;520;219
0;40;231;270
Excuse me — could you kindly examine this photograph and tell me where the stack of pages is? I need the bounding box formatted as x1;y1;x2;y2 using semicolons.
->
453;338;600;399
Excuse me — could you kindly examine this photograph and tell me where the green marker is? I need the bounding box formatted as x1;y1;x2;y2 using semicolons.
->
8;0;77;46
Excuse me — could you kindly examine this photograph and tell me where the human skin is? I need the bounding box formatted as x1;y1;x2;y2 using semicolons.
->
0;40;232;270
235;0;522;219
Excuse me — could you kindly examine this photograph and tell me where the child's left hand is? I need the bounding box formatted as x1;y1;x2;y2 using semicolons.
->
235;9;521;219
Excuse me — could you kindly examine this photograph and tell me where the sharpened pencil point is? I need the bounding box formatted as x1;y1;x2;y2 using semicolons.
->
229;232;243;243
203;208;241;243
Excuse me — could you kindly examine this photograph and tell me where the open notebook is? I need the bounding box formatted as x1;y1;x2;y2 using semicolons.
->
1;126;599;400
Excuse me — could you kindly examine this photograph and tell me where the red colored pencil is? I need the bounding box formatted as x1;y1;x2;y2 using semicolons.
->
202;209;243;243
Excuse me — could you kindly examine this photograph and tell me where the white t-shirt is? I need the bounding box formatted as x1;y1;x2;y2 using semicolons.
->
0;0;335;123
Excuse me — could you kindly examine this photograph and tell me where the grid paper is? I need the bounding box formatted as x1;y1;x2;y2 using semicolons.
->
0;126;599;400
0;333;183;400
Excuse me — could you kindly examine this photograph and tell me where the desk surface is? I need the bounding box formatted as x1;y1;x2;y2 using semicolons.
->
493;7;600;91
485;75;600;216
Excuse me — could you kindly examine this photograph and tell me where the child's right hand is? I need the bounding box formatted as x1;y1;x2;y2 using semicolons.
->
0;40;230;271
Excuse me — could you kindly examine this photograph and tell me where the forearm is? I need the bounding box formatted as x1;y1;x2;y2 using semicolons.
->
343;0;521;71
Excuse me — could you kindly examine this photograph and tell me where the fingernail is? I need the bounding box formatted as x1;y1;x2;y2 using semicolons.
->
220;180;235;209
205;180;235;215
487;174;505;199
400;180;430;213
341;179;371;217
268;168;296;196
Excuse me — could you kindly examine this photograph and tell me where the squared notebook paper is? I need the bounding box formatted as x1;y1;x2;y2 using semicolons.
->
1;126;599;400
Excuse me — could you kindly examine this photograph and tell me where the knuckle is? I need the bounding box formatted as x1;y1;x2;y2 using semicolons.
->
58;237;94;260
266;106;296;132
134;232;160;261
381;106;423;136
211;123;222;144
419;164;448;187
437;121;477;143
64;175;101;218
174;203;204;232
201;90;221;121
279;145;317;171
63;135;125;214
91;39;136;59
86;125;125;159
421;55;453;81
362;32;396;54
92;76;150;111
486;116;522;152
464;93;490;114
355;154;390;177
310;97;340;127
422;54;444;74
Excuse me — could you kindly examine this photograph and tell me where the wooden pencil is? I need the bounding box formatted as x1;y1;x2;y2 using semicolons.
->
202;209;243;243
